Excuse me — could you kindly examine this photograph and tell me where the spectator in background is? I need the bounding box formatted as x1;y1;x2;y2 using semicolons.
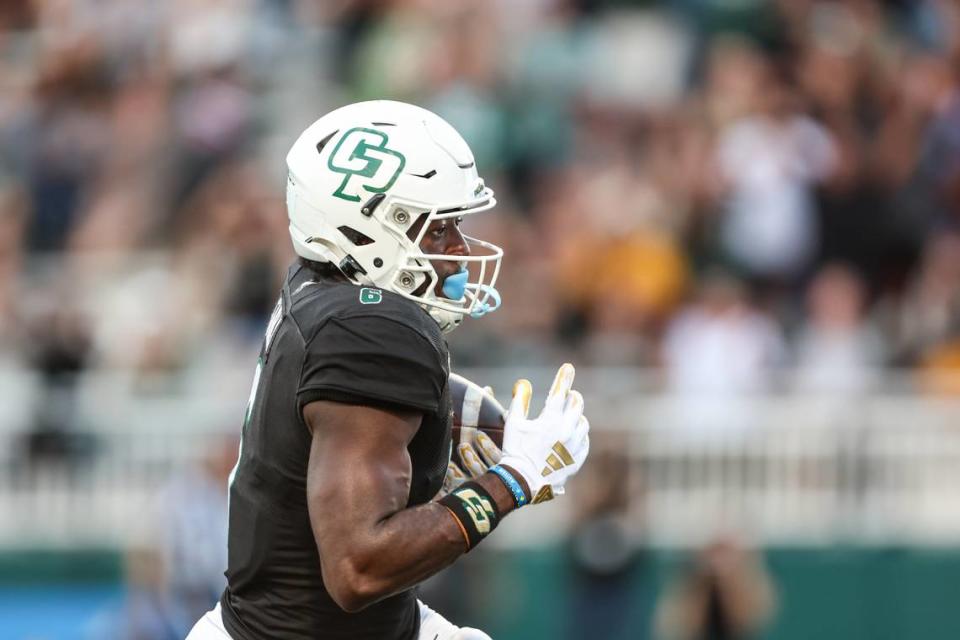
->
552;154;690;363
654;538;776;640
124;435;236;640
567;435;648;640
712;39;837;289
21;38;114;252
795;2;906;286
905;232;960;394
662;271;785;436
662;272;785;390
793;263;883;394
0;182;24;347
11;0;960;637
3;0;960;380
170;63;254;205
74;158;285;379
20;278;95;466
898;231;960;365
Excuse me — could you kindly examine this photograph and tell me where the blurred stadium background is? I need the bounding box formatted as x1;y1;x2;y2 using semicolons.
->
4;0;960;638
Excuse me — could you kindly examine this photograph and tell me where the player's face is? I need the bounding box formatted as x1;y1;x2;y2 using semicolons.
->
408;215;470;297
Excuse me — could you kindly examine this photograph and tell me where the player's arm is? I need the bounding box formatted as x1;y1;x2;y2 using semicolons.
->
304;399;516;613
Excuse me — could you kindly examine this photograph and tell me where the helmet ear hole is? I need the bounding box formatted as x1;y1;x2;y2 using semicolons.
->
337;225;375;246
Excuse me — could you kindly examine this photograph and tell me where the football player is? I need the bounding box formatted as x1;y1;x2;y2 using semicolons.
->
185;101;591;640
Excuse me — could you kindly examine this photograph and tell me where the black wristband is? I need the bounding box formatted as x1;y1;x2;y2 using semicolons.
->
438;481;500;551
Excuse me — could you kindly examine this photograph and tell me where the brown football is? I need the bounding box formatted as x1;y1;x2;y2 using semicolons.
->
449;373;506;461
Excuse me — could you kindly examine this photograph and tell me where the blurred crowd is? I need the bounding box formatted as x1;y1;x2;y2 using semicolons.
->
11;3;960;638
5;0;960;402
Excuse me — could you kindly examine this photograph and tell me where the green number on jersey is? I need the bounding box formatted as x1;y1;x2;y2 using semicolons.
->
359;287;382;304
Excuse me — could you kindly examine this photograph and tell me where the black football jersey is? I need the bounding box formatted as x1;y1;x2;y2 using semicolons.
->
220;263;452;640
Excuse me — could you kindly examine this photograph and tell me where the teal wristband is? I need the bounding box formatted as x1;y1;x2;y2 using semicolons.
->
490;465;528;508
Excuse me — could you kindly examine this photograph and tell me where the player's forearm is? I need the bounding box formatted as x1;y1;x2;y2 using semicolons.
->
323;471;515;612
328;502;466;611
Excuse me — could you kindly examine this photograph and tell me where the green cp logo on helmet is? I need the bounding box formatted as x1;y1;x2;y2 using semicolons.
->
327;127;406;202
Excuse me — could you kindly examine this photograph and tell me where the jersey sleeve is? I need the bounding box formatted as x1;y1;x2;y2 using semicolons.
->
298;314;446;414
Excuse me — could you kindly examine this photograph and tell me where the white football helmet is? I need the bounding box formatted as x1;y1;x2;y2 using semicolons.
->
286;100;502;333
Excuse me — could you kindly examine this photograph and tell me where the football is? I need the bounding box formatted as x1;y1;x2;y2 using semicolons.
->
449;373;506;455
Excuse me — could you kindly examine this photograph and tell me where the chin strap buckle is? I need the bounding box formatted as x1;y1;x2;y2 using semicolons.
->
338;255;367;279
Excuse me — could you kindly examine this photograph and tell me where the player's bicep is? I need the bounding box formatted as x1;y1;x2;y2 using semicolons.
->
303;400;421;566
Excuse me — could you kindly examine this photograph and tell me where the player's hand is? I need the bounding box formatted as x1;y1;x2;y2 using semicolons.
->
458;428;503;478
438;430;503;496
498;363;590;504
438;461;468;497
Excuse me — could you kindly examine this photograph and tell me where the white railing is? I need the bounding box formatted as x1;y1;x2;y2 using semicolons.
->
3;368;960;549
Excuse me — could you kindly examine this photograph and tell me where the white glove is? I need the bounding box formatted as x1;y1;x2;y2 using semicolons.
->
418;600;492;639
498;363;590;504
